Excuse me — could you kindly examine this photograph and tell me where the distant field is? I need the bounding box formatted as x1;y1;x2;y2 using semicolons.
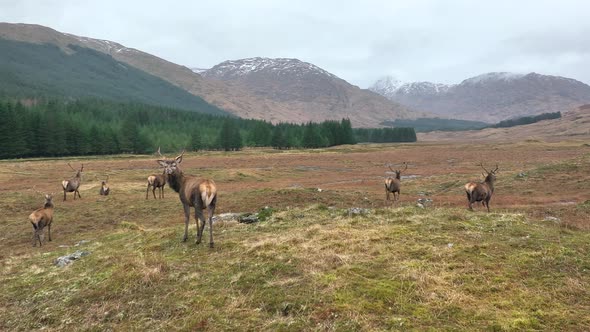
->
1;141;589;330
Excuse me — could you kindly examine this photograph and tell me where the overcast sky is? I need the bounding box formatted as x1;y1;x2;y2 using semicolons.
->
1;0;589;87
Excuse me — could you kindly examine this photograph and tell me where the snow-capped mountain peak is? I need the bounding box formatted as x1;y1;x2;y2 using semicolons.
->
202;57;338;80
460;72;525;85
369;76;453;97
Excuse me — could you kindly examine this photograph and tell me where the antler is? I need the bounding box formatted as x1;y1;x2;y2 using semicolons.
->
492;164;499;173
105;174;109;182
67;163;76;171
388;164;395;172
478;162;489;174
402;162;408;172
80;164;84;172
156;146;162;157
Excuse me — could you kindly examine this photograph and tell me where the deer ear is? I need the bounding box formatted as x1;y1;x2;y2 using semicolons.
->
175;155;183;164
157;160;168;167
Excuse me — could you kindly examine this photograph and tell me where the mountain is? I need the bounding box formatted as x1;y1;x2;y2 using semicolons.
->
419;104;590;142
201;57;417;126
0;38;225;115
0;23;417;127
370;72;590;123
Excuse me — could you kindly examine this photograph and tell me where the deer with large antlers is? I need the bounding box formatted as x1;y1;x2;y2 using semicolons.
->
464;163;498;212
62;163;83;201
28;190;54;246
157;150;218;247
385;162;408;204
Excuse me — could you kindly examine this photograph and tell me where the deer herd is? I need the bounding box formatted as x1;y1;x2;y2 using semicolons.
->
27;150;498;248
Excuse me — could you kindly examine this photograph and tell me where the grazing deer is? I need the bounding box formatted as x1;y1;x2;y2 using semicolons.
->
385;162;407;203
157;150;217;247
465;163;498;212
28;191;54;247
99;175;110;196
62;163;83;201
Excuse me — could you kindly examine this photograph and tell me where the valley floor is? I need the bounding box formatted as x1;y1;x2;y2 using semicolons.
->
1;141;589;330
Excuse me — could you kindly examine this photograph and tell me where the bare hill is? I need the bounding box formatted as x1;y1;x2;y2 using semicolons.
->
419;105;590;142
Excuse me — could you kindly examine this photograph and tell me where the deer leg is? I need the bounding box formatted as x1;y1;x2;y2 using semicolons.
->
63;190;67;202
146;184;150;199
152;187;157;199
485;199;490;213
32;226;37;247
208;200;216;248
162;185;165;199
182;204;190;242
48;224;51;241
195;207;206;245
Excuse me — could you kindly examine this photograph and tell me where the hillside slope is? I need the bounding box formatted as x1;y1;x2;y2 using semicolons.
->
0;38;225;115
0;23;418;127
419;105;590;142
371;73;590;122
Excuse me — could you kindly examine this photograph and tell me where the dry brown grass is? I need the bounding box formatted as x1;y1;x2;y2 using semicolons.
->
0;141;589;330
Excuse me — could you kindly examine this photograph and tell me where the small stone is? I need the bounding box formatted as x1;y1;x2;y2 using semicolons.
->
54;250;90;268
544;216;561;223
238;213;260;224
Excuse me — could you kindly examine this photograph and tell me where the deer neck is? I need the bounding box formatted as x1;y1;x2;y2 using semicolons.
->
167;169;185;193
485;178;495;192
44;201;54;209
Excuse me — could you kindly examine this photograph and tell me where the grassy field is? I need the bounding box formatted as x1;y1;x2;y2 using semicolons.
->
1;141;589;331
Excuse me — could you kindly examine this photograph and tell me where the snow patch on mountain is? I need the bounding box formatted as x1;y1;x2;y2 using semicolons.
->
370;76;454;97
202;57;338;80
461;72;526;85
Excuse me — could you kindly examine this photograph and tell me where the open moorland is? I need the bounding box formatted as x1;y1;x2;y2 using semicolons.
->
1;141;589;331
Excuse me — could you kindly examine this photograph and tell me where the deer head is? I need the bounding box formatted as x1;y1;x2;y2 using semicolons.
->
388;162;408;180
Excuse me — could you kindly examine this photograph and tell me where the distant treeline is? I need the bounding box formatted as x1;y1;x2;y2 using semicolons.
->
380;118;489;132
488;112;561;128
0;98;417;159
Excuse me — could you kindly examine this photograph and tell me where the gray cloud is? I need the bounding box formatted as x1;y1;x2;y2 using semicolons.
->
1;0;589;87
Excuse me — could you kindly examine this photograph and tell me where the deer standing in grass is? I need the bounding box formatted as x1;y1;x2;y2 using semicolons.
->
464;163;498;212
29;192;54;247
62;163;83;201
157;150;218;247
146;170;167;199
385;162;407;204
99;175;110;196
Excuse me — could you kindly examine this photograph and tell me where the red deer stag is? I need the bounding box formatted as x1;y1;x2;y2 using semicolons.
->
29;191;54;247
99;175;110;196
385;162;407;204
62;163;83;201
464;163;498;212
157;150;218;247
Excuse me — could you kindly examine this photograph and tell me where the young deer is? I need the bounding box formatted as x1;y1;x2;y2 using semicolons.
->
385;162;407;203
464;163;498;212
99;175;110;196
157;150;218;247
62;163;83;201
29;192;54;247
146;170;167;199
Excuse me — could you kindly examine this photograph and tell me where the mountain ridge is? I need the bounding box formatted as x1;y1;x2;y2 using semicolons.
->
0;23;417;127
370;72;590;122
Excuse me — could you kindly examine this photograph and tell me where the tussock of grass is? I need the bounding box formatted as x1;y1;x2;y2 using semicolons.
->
1;205;589;331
